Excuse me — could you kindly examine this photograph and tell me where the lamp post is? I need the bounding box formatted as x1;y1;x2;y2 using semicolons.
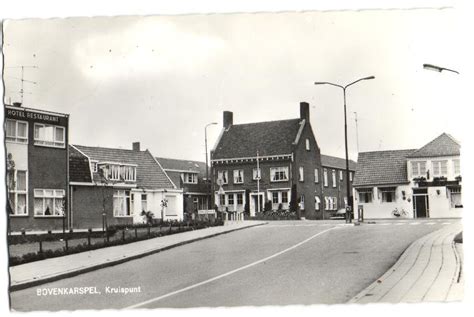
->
423;64;459;74
314;76;375;223
205;122;218;210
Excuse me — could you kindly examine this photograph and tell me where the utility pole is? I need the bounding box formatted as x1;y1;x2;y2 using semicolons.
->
354;112;360;154
256;150;261;215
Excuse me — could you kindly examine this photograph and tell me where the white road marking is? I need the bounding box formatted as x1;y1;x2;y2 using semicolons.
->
409;222;420;225
425;222;436;225
125;226;339;309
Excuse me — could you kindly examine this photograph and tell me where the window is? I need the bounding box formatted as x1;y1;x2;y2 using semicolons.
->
100;164;136;181
34;123;65;147
233;169;244;184
272;192;279;204
219;194;226;206
253;168;261;180
305;138;310;151
324;197;337;210
141;194;148;212
449;187;462;208
432;160;448;177
350;172;353;182
237;193;243;205
332;170;336;188
34;189;65;216
7;170;28;215
6;119;28;143
358;188;373;203
315;196;321;210
218;170;228;184
281;191;288;203
90;161;98;173
453;159;461;175
270;167;289;182
323;169;328;187
380;187;396;203
411;161;427;177
299;167;304;182
300;195;305;210
314;169;319;183
184;173;198;184
113;190;131;217
339;170;343;181
324;197;329;210
228;194;235;205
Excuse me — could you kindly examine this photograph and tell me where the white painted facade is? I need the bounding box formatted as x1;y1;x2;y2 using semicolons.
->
353;185;413;219
131;189;184;223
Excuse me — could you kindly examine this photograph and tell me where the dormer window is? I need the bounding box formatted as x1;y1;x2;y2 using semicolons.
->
90;160;98;173
183;173;198;184
98;162;137;182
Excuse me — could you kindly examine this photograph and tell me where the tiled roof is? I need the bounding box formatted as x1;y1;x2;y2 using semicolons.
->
69;145;92;183
212;119;302;159
156;157;207;176
407;133;460;158
72;145;175;189
352;149;416;187
321;154;357;171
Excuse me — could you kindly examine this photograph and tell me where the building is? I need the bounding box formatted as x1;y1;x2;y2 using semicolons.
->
155;157;210;219
5;103;69;232
353;133;462;219
211;102;322;219
319;154;357;219
69;142;183;229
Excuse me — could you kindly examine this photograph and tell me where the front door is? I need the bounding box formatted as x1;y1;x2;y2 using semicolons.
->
250;193;264;217
413;194;429;218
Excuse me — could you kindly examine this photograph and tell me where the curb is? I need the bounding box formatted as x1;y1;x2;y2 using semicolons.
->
10;222;267;292
347;224;462;304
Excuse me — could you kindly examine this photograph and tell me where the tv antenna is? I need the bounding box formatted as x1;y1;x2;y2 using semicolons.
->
5;65;38;105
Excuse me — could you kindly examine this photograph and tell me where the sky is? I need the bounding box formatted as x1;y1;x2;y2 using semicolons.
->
2;8;465;163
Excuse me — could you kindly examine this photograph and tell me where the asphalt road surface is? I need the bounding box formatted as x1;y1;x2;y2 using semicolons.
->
10;219;459;311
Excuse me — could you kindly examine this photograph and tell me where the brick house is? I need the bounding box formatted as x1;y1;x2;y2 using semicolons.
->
318;154;357;219
5;103;69;232
353;133;462;219
69;142;183;229
210;102;322;219
155;157;210;219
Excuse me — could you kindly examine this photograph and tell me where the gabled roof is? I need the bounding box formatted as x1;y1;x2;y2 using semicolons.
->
71;145;175;189
353;149;416;187
407;133;460;158
321;154;357;171
212;118;302;159
69;145;92;183
156;157;207;176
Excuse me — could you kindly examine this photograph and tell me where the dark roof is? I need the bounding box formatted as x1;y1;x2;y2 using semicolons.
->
321;154;357;171
156;157;207;176
407;133;460;158
69;145;92;183
72;145;175;189
352;149;416;187
212;119;302;159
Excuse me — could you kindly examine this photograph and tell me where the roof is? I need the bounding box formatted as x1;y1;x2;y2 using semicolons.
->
407;133;460;158
69;146;92;183
352;149;416;187
321;154;357;171
212;119;302;159
156;157;207;176
71;145;175;189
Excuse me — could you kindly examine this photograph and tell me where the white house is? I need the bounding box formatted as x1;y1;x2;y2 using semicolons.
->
353;133;461;219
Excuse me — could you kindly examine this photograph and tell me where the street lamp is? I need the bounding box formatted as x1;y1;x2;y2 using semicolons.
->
205;122;218;210
314;76;375;223
423;64;459;74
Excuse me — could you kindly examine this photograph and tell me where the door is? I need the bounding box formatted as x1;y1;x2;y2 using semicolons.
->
414;195;429;218
250;193;264;217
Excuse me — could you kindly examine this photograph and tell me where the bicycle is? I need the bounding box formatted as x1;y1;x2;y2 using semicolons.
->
392;207;408;218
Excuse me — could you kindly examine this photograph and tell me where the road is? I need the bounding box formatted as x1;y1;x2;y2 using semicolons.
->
10;219;459;311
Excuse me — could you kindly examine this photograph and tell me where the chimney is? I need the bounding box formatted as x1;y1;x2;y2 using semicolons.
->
132;142;140;151
300;102;310;121
223;111;233;129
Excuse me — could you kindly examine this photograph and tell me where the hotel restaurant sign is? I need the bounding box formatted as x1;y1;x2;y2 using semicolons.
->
5;107;68;125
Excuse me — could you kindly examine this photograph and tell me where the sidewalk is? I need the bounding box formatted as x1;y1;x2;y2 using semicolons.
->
9;221;266;291
349;222;463;304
